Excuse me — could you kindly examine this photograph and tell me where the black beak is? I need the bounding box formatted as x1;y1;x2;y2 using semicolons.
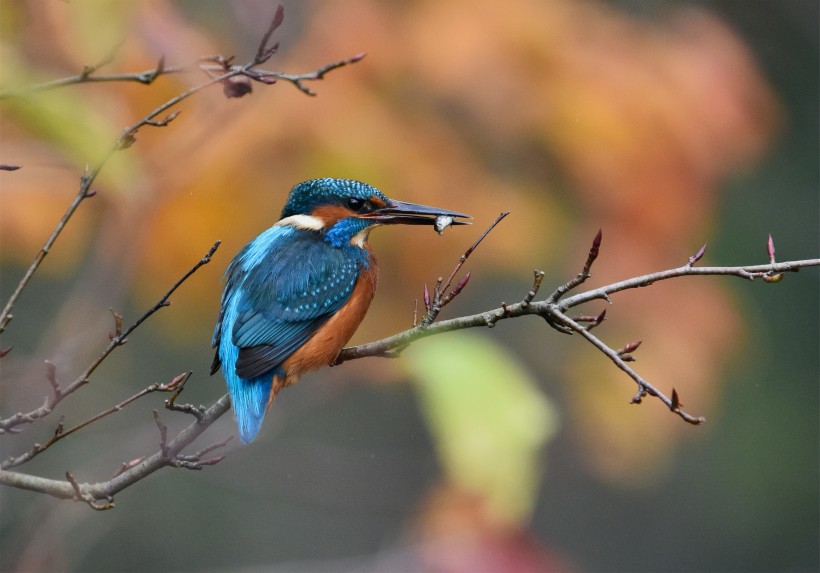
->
362;200;471;227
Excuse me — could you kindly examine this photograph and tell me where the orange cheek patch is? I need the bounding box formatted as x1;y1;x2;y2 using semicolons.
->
312;205;356;226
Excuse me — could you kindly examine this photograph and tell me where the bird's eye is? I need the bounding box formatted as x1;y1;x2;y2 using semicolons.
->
346;198;370;212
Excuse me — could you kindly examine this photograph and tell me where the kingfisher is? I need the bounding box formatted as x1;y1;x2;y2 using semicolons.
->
211;178;470;443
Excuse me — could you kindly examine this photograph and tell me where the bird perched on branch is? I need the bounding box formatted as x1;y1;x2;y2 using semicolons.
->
212;178;470;443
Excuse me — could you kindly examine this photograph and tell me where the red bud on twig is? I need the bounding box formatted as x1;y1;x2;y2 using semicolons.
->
589;229;602;262
581;229;603;275
618;340;642;355
671;388;681;410
688;242;707;266
767;233;776;264
160;372;190;392
452;272;471;296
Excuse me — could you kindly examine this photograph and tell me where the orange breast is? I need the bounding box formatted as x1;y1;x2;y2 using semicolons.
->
279;262;378;383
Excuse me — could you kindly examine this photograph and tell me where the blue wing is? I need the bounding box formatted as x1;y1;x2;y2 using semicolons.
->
211;225;364;442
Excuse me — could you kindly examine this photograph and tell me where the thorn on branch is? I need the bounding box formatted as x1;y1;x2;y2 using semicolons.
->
0;346;12;358
0;164;21;171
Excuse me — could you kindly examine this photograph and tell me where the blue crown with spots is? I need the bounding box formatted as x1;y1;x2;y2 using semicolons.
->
280;178;388;219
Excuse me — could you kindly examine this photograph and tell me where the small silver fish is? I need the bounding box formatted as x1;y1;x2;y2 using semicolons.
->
434;215;454;235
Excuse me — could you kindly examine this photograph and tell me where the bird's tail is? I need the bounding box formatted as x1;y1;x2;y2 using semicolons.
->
226;373;273;444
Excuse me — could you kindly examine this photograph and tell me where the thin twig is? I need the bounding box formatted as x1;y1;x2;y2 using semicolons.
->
0;6;363;332
0;394;233;505
546;228;603;304
245;53;367;96
422;212;509;326
0;372;192;469
0;242;220;443
338;255;820;422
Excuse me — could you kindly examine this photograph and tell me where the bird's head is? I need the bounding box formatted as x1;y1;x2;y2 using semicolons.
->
278;178;470;248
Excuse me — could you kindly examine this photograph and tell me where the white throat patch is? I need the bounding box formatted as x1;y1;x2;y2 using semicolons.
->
275;214;325;231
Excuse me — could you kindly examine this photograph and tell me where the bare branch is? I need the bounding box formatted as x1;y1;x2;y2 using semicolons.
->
0;242;220;442
338;253;820;422
0;60;180;99
0;395;233;506
244;52;367;96
422;212;508;326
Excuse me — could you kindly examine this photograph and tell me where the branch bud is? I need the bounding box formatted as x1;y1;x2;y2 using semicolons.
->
452;272;471;296
688;242;707;266
671;388;682;411
767;233;776;264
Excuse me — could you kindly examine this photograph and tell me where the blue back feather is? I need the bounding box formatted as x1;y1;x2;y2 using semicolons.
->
213;179;383;442
213;205;376;443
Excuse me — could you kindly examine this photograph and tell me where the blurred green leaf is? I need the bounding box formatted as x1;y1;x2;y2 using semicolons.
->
405;331;558;525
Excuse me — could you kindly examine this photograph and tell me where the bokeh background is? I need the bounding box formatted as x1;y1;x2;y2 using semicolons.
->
1;1;817;571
